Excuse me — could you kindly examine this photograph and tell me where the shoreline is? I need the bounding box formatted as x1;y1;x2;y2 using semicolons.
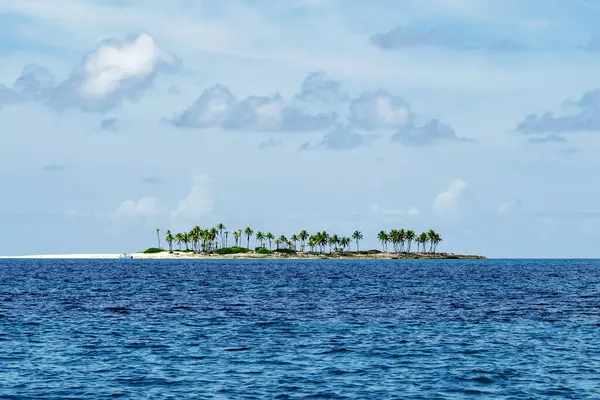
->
0;251;486;260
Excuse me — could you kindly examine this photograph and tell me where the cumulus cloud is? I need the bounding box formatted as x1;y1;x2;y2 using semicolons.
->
433;179;468;216
349;90;412;130
293;71;348;105
370;26;528;52
393;119;473;146
51;33;176;112
170;73;339;132
319;125;374;150
14;64;55;101
516;89;600;134
0;33;176;113
171;174;214;221
113;196;159;219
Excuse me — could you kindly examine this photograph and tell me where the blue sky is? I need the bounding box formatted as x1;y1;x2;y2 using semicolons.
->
1;0;600;257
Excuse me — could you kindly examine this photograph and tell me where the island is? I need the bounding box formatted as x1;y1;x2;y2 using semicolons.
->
128;226;485;260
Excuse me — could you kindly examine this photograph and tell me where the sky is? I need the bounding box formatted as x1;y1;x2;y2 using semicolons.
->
1;0;600;258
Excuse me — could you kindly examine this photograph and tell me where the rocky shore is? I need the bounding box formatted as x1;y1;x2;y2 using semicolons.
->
130;251;486;260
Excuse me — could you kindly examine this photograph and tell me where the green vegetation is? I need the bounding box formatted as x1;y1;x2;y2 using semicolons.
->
142;247;164;254
213;246;251;255
256;248;275;255
149;223;445;256
275;248;297;254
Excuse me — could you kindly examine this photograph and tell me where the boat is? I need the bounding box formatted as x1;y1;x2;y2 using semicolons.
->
119;253;133;259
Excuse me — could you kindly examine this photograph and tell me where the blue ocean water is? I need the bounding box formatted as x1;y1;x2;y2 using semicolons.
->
1;259;600;399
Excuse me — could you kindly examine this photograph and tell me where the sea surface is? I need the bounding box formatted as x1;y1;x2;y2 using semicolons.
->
1;258;600;399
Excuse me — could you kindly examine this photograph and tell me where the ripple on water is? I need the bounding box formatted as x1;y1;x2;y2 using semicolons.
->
1;258;600;398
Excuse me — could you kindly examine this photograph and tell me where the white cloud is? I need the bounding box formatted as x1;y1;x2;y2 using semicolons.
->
407;206;421;216
371;204;421;217
433;179;468;216
171;174;214;221
113;196;159;219
349;90;411;130
79;33;160;99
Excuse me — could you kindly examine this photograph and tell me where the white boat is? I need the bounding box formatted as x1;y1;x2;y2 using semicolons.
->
119;253;133;259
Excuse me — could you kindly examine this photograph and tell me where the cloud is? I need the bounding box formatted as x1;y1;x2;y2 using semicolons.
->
319;125;374;150
99;118;120;132
371;204;421;217
433;179;468;216
349;90;412;130
258;137;282;149
528;134;567;144
113;196;159;220
170;73;339;132
171;174;214;221
143;176;163;185
407;206;421;216
0;64;53;107
370;26;528;52
50;33;177;112
393;119;473;146
293;71;349;105
42;164;67;172
14;64;55;101
515;89;600;134
0;33;176;113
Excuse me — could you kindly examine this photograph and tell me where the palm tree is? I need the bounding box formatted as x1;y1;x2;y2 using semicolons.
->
155;228;161;249
428;230;442;253
329;234;340;252
352;231;363;252
398;229;406;252
377;231;389;252
165;230;174;251
275;238;282;250
340;237;350;251
298;230;309;251
290;234;299;250
405;230;416;253
175;233;183;250
308;236;317;252
266;232;275;250
244;227;254;249
217;223;226;248
278;235;288;249
417;232;428;253
233;230;240;247
224;231;229;247
190;227;200;252
256;231;265;249
182;232;190;250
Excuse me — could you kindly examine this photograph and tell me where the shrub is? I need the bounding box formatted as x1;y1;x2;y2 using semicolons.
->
256;248;274;255
142;247;164;254
360;249;382;255
275;248;297;254
213;246;251;255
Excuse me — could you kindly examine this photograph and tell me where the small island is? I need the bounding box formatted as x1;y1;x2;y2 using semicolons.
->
133;225;485;260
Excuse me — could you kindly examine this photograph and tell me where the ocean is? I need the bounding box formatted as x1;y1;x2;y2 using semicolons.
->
1;258;599;399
